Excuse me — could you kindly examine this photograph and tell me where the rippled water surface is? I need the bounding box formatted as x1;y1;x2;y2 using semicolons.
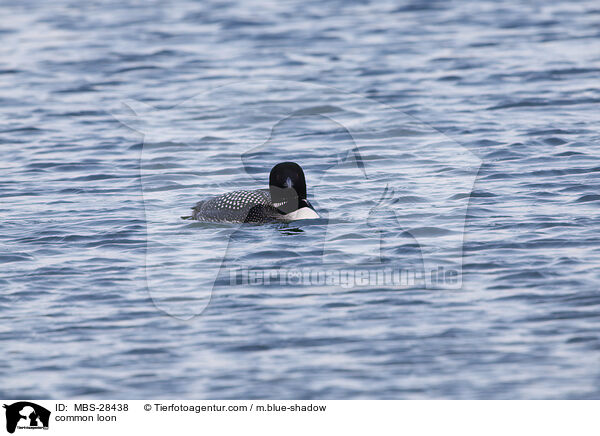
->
1;0;600;399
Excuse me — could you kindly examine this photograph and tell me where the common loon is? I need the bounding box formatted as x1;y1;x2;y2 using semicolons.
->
188;162;320;223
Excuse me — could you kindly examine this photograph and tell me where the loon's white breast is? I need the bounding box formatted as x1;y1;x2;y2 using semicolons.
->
279;206;320;222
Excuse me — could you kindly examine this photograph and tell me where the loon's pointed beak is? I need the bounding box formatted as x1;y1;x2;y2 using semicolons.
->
290;198;319;220
302;199;315;210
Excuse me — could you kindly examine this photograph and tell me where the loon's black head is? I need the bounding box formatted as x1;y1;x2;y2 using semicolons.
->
269;162;314;214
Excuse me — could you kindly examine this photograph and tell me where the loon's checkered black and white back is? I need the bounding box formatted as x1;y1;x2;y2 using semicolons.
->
191;189;278;223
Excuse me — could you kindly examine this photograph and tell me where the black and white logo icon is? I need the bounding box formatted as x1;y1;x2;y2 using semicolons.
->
3;402;50;434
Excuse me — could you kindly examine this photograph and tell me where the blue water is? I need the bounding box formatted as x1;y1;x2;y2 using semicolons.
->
1;0;600;399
